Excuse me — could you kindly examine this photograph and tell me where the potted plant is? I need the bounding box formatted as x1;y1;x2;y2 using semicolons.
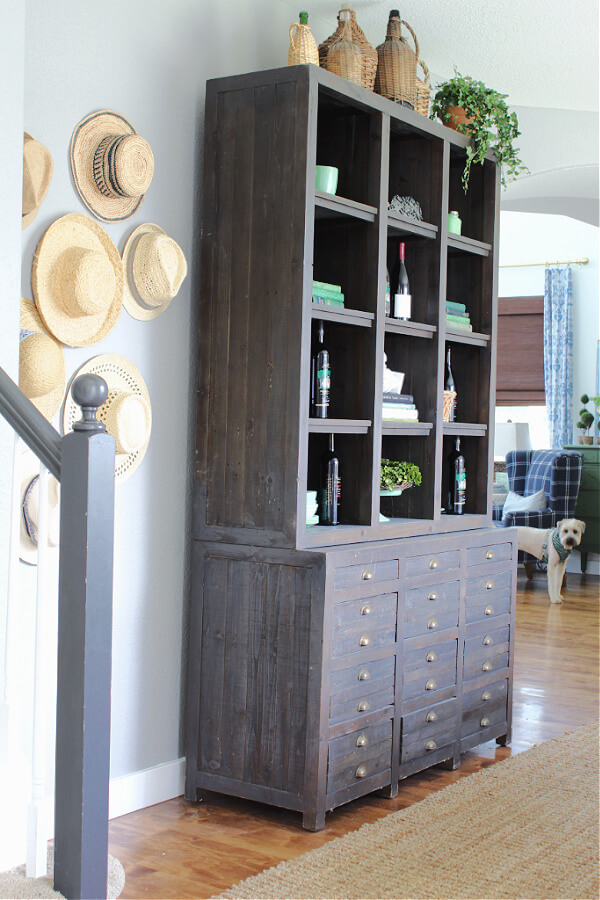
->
430;70;528;191
380;458;422;495
576;394;595;444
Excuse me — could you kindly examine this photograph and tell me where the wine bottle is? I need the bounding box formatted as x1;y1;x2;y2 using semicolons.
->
385;268;391;317
447;437;466;515
393;242;411;320
445;346;456;422
311;320;330;418
319;434;341;525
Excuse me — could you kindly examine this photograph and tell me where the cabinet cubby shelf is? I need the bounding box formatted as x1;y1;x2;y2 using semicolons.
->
382;421;433;436
447;233;492;257
308;418;371;434
445;328;491;347
315;191;377;223
443;423;488;437
311;305;374;328
387;212;438;240
385;318;436;339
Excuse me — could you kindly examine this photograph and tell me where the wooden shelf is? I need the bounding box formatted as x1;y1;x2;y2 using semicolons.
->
315;191;377;223
445;327;491;347
311;305;374;328
309;418;371;434
382;421;433;436
387;212;438;240
447;233;492;257
385;318;436;339
443;422;488;437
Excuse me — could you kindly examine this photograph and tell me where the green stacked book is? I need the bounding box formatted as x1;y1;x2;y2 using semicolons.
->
446;300;472;332
313;280;345;308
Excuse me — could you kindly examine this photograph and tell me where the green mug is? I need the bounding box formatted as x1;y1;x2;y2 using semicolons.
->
315;165;339;195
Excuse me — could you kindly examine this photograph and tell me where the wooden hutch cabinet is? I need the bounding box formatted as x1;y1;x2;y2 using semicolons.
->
185;65;517;830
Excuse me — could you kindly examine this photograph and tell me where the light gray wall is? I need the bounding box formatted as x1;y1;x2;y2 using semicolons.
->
22;0;330;779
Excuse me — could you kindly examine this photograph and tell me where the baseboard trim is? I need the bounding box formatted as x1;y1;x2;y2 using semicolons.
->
566;551;599;576
109;756;186;820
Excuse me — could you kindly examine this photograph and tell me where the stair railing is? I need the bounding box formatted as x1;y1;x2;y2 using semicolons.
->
0;365;115;900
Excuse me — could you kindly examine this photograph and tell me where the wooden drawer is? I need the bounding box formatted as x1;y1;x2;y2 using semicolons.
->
327;739;392;794
328;719;392;762
463;678;508;714
404;582;460;638
405;580;460;608
404;638;457;670
464;625;510;660
466;569;511;598
466;542;512;567
461;701;507;739
465;593;511;625
331;622;396;659
330;655;395;702
402;697;457;744
329;684;394;726
401;725;455;764
406;549;460;580
402;653;457;702
334;558;399;591
464;648;509;681
333;593;397;631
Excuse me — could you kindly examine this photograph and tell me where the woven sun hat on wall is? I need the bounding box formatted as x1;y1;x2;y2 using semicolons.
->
70;109;155;222
63;355;152;483
22;132;53;229
31;213;124;347
121;223;188;321
19;297;66;421
19;450;61;566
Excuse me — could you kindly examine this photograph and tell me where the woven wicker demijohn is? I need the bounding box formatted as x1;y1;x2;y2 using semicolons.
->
326;8;362;86
288;11;319;66
375;9;418;108
319;7;378;91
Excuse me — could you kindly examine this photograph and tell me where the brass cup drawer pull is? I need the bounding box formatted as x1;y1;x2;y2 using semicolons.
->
427;591;438;601
426;651;437;663
482;661;492;672
481;690;492;701
480;717;490;727
426;710;437;722
356;733;368;748
425;679;437;691
486;581;494;590
357;699;371;712
358;669;371;682
483;634;493;646
361;570;374;581
360;604;372;616
355;764;368;778
359;635;371;647
427;618;438;630
429;558;439;569
484;605;494;616
425;740;437;751
485;550;494;560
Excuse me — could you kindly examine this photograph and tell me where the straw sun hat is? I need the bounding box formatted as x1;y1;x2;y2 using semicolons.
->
19;448;61;566
22;132;53;229
63;355;152;483
32;213;123;347
20;298;66;422
122;224;188;320
70;110;154;222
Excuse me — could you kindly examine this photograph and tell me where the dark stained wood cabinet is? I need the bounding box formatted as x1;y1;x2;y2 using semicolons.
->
186;65;517;830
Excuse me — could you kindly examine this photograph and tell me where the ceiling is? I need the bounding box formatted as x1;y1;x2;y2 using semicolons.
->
309;0;599;224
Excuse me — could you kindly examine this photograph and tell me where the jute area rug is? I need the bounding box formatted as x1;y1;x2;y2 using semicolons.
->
217;722;599;900
0;847;125;899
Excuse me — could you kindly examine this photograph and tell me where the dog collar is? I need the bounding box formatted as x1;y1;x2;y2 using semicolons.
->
541;527;572;564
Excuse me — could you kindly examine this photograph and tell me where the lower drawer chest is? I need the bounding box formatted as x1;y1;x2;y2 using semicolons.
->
185;527;517;830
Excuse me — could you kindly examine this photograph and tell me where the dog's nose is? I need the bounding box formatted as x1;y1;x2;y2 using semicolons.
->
566;538;575;545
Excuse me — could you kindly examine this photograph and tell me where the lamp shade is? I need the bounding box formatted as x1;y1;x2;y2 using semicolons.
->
494;422;532;462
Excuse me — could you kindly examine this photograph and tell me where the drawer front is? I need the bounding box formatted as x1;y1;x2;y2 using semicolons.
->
402;697;457;743
466;542;512;567
329;684;394;726
405;638;457;670
465;594;511;625
404;590;459;638
333;592;397;631
402;655;457;702
328;718;392;762
334;558;399;591
406;549;460;579
331;622;396;659
406;580;460;610
466;569;511;598
464;625;510;660
464;649;509;681
401;725;455;764
330;655;395;701
463;678;509;714
461;701;507;739
327;739;392;794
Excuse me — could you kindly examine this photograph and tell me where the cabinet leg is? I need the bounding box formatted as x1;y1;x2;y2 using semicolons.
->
184;786;204;802
581;551;588;573
302;807;326;832
496;733;510;747
438;756;460;771
377;782;398;799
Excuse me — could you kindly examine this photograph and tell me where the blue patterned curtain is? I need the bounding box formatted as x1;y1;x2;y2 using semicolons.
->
543;266;574;448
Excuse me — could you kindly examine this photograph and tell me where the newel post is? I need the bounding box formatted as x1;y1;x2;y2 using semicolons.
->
54;374;116;900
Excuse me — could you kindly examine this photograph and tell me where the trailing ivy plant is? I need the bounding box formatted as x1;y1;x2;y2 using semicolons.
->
380;459;422;491
430;70;529;191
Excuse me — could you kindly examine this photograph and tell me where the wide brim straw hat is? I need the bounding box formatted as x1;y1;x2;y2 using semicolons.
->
20;298;66;422
32;213;123;347
22;132;53;229
121;223;188;321
70;109;154;222
63;354;152;483
19;448;61;566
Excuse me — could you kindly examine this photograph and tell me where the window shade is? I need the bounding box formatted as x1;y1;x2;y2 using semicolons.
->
496;296;545;405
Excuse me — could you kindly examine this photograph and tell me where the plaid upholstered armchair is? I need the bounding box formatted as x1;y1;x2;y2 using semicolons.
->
493;449;583;531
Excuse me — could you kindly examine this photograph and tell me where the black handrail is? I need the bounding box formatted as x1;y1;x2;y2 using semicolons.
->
0;365;61;479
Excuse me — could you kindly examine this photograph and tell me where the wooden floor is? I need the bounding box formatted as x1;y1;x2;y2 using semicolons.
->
109;571;600;899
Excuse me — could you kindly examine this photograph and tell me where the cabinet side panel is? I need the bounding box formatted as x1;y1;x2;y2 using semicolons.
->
199;76;307;538
198;554;314;795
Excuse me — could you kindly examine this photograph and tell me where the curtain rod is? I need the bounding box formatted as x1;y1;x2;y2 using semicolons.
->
499;257;589;269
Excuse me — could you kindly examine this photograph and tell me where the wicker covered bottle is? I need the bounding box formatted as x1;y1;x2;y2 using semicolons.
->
326;8;363;86
288;11;319;66
375;9;417;108
319;7;378;91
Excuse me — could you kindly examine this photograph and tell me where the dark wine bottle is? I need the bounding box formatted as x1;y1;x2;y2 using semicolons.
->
447;437;466;515
311;320;330;418
393;242;411;320
445;346;456;421
319;434;341;525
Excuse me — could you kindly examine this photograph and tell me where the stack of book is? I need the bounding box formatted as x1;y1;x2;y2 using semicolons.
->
382;392;419;422
312;280;345;308
446;301;472;332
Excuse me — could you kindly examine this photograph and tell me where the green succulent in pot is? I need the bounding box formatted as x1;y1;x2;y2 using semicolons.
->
430;69;529;191
380;459;422;493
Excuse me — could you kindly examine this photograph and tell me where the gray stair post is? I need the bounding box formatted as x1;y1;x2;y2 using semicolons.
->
53;374;116;900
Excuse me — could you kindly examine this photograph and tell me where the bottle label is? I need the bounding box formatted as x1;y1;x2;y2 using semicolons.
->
315;364;330;413
320;475;341;523
385;283;391;317
394;293;411;320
